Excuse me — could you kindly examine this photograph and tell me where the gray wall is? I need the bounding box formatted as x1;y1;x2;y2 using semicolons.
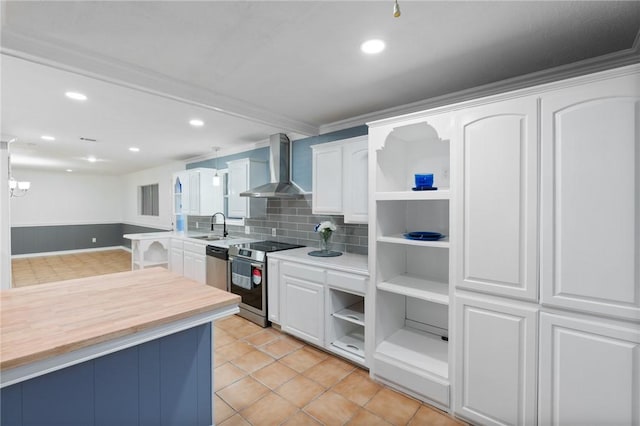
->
121;224;168;249
188;195;368;255
11;223;166;255
11;127;370;256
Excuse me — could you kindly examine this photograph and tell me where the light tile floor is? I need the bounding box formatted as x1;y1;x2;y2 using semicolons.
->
11;249;131;287
10;250;467;425
214;316;465;426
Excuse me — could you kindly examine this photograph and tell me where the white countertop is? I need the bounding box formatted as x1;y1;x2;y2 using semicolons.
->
123;231;174;240
122;231;257;248
268;247;369;276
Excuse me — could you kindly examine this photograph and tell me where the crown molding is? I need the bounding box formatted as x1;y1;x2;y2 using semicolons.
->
1;30;319;136
319;40;640;134
4;27;637;140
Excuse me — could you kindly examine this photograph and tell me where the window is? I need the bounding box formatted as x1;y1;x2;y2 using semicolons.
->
139;183;159;216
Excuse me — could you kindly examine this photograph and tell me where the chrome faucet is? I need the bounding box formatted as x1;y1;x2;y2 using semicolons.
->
210;212;228;238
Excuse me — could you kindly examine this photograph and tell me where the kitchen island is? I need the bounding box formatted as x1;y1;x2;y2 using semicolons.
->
0;267;240;425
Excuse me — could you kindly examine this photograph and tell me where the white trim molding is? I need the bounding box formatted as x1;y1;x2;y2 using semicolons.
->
320;43;640;134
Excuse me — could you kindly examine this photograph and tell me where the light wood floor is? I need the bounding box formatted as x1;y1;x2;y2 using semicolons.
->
9;249;465;425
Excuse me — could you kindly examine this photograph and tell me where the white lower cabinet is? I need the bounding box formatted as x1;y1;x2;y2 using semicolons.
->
280;262;325;346
170;240;184;275
272;252;369;366
267;258;280;323
454;292;538;426
326;275;366;365
171;239;206;284
273;258;368;360
539;312;640;426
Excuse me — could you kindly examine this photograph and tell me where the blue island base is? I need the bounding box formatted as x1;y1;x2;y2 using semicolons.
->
1;323;212;426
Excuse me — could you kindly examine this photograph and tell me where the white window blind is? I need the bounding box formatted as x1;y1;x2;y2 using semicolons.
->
139;183;159;216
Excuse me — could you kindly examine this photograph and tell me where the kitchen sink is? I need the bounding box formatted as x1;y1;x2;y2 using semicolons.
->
192;235;225;241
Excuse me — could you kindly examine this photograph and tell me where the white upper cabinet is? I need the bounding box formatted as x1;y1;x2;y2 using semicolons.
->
173;168;223;216
540;72;640;321
454;96;539;302
227;158;268;219
173;171;189;215
312;141;343;214
312;135;368;223
343;137;369;223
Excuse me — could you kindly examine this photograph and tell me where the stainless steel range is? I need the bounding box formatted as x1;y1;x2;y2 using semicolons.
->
228;240;303;327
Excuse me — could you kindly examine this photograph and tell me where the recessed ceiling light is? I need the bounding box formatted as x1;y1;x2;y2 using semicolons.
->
66;169;73;172
41;135;55;141
87;156;97;163
189;119;204;127
65;91;88;101
361;39;386;54
129;147;140;152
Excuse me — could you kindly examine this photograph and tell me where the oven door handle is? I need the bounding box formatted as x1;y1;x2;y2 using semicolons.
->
229;257;264;270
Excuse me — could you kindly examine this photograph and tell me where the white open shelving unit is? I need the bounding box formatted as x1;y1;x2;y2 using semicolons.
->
131;238;170;270
327;289;366;364
377;275;449;305
369;115;454;409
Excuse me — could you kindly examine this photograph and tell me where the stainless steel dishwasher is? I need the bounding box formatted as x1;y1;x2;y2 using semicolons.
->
205;245;229;290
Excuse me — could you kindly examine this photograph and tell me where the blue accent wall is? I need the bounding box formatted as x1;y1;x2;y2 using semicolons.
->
186;146;270;170
1;323;212;426
185;125;369;192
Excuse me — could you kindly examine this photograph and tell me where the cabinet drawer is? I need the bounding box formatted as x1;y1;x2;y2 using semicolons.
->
327;271;367;295
171;239;184;250
281;262;324;284
183;241;205;254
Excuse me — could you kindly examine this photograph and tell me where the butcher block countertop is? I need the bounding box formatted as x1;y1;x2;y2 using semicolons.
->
0;268;240;372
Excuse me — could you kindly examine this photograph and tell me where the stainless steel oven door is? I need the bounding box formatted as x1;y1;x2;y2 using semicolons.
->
228;256;266;317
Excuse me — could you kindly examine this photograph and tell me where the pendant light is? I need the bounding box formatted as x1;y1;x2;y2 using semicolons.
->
393;0;401;17
212;147;221;186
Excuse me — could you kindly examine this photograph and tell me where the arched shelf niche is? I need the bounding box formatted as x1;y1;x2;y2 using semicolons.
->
375;120;451;193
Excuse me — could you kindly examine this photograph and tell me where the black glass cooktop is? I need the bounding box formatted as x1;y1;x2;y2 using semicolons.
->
237;240;303;253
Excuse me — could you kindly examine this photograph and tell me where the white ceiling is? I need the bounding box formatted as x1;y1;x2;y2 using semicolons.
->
1;1;639;175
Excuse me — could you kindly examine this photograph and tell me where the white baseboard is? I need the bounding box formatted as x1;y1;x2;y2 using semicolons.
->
11;245;130;259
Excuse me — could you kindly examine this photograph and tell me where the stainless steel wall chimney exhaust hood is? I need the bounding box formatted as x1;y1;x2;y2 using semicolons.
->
240;133;305;198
